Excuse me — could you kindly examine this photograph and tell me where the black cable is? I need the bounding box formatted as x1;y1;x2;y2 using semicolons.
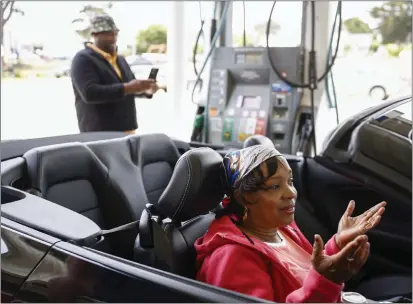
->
309;1;317;154
193;21;205;77
266;1;343;155
242;1;247;47
298;1;308;84
265;1;342;88
192;1;205;93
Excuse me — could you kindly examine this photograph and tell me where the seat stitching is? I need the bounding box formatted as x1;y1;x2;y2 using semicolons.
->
172;150;194;220
172;155;191;219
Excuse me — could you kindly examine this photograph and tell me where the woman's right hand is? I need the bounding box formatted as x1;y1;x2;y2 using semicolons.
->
311;234;370;285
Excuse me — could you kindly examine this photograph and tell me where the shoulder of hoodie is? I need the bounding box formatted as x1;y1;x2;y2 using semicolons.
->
205;217;306;259
204;221;275;264
208;242;270;269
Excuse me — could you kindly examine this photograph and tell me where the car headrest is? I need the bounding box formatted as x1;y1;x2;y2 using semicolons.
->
243;135;275;148
156;147;226;222
23;142;107;192
128;133;180;167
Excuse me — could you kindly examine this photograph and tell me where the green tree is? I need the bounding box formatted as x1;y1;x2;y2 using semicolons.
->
135;24;167;54
344;17;372;34
369;36;381;54
72;2;113;41
1;0;24;45
370;1;412;44
386;43;404;57
1;0;24;69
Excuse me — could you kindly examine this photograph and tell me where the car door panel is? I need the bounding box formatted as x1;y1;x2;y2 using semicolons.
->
1;158;28;189
304;158;411;275
15;241;262;303
1;220;58;302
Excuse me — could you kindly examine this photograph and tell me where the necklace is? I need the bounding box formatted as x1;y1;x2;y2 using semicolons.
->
242;226;283;243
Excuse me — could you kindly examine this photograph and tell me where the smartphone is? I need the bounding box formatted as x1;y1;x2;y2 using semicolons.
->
148;68;159;80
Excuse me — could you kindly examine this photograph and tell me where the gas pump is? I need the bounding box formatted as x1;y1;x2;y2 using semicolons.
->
191;1;338;156
205;46;303;153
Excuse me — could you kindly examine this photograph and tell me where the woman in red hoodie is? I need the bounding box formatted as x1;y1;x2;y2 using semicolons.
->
195;145;386;303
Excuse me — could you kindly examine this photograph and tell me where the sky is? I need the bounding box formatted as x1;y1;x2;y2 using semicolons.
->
4;1;384;56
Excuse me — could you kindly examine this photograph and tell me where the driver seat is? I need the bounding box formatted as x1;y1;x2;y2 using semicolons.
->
133;147;227;277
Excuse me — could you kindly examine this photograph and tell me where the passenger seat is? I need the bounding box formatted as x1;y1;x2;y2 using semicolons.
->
87;137;148;220
128;133;181;205
23;142;136;258
134;147;226;276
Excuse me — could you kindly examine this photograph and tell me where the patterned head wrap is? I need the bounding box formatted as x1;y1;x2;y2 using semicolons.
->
223;145;283;192
219;145;284;214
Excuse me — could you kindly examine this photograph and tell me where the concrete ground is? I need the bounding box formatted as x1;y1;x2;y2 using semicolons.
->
1;77;197;141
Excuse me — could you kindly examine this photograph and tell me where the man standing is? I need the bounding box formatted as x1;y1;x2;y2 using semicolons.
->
71;14;157;133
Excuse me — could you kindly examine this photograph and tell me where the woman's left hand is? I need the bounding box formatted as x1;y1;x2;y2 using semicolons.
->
336;200;386;249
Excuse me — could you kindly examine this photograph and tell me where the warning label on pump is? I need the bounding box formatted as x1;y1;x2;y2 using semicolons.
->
222;118;234;142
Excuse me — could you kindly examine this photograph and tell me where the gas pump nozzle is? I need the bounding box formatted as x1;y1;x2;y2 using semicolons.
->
296;117;313;156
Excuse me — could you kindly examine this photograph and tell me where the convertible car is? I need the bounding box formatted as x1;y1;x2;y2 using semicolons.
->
1;96;412;303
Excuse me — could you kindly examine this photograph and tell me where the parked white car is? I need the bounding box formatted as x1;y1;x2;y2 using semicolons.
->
126;55;166;85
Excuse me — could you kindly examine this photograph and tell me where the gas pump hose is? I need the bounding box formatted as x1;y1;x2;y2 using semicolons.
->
325;3;341;125
266;1;343;155
191;1;231;143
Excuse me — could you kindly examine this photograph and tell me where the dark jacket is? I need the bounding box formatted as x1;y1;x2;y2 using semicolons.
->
70;46;138;132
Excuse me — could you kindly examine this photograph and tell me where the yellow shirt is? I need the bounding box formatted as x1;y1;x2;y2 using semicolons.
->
87;43;122;79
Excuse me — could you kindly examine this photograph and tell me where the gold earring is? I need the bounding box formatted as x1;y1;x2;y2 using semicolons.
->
243;207;248;222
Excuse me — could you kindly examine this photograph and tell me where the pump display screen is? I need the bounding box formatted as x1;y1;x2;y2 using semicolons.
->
243;96;261;109
235;53;263;65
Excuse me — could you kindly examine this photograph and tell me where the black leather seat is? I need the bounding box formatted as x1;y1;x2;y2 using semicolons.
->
88;133;182;264
134;147;226;277
128;133;181;205
87;137;149;220
23;142;136;258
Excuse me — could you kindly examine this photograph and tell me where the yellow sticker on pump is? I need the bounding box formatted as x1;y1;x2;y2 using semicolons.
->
238;132;247;142
209;108;218;117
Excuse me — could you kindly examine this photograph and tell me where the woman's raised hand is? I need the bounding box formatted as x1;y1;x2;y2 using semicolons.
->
311;234;370;285
336;200;386;249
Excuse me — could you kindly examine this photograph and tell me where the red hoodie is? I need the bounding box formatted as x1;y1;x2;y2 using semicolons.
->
195;216;344;303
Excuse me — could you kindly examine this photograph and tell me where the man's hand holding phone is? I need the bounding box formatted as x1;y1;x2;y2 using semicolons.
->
123;68;162;96
123;79;155;95
145;68;160;95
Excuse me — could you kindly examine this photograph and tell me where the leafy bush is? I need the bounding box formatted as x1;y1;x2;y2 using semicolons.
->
386;43;404;57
